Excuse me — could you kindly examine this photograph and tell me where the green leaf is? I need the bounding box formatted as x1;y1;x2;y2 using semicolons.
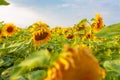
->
0;0;9;5
18;50;50;69
0;57;14;67
103;60;120;79
10;50;50;80
1;67;13;80
104;60;120;73
26;70;46;80
0;58;4;67
78;18;88;26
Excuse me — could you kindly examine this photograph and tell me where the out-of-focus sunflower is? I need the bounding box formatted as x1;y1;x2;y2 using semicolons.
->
32;28;51;46
44;45;105;80
66;34;75;39
82;32;95;40
3;23;16;36
92;14;105;32
62;28;68;34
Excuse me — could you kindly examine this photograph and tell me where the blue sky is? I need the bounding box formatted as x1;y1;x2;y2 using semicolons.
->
0;0;120;27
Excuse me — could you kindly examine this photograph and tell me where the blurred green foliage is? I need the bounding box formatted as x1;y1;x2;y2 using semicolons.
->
0;0;9;5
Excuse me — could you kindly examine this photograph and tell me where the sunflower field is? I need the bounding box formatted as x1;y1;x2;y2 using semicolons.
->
0;14;120;80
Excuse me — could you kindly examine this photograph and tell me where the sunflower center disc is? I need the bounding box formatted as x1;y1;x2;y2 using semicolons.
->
35;32;48;41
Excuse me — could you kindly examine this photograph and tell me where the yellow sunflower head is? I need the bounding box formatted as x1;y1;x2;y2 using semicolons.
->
44;45;105;80
66;34;75;39
33;28;51;46
92;14;105;32
3;23;16;36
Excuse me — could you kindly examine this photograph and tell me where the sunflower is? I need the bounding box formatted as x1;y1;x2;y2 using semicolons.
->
33;28;51;46
3;23;16;36
82;32;95;40
66;34;75;39
44;45;105;80
92;14;105;32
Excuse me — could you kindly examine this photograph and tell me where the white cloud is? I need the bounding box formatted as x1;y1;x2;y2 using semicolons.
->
0;4;47;27
57;3;78;8
0;3;72;28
